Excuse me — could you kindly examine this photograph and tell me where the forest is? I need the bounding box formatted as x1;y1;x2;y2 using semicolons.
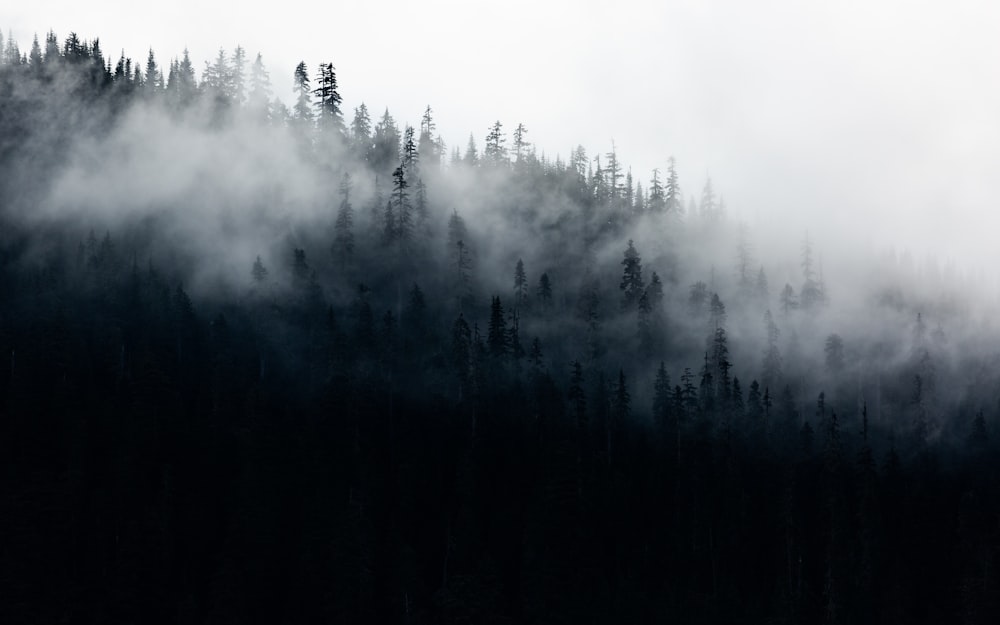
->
1;30;999;624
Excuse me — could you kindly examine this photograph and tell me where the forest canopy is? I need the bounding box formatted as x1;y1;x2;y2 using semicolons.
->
1;30;998;625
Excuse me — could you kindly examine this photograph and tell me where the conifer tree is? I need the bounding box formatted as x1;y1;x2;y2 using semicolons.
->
247;53;272;123
391;164;412;244
350;103;372;158
514;259;528;309
620;239;644;311
313;62;344;136
664;156;682;215
488;296;508;357
484;121;507;166
418;105;440;166
648;168;665;213
333;172;354;264
292;61;313;130
537;272;552;309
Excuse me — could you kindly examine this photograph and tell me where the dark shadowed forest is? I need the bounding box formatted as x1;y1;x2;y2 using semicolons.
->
1;30;999;625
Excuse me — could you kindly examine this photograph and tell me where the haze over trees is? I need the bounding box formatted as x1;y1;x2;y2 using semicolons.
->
1;29;999;625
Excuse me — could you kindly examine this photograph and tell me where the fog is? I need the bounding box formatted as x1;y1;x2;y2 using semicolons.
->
7;1;1000;269
6;16;1000;623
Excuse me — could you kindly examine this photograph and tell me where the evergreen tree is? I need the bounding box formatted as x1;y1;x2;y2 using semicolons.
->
333;172;354;264
371;109;400;172
251;255;268;283
418;105;440;167
448;210;473;308
537;272;552;308
28;35;42;75
699;177;717;221
402;125;418;174
292;61;313;130
514;258;528;309
762;309;782;387
350;103;372;158
664;156;682;215
144;49;162;94
463;133;479;166
610;369;631;464
231;46;245;106
619;239;644;310
391;164;412;244
247;53;272;123
755;265;769;301
780;283;798;315
484;120;507;166
512;123;530;165
488;296;508;357
653;361;672;432
313;62;344;136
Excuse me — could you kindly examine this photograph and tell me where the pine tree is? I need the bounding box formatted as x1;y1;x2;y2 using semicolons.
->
144;49;162;95
313;62;344;136
736;223;753;293
391;164;412;244
251;255;268;283
28;35;42;75
619;239;644;311
780;284;797;315
449;210;473;308
247;53;272;123
231;46;245;106
799;232;824;309
402;125;418;174
610;369;631;464
653;362;672;433
382;199;396;245
512;123;530;165
292;61;313;130
488;296;508;357
755;265;769;301
699;177;717;221
537;272;552;307
664;156;682;215
372;109;400;172
463;133;479;166
762;309;782;387
350;103;372;159
333;172;354;265
513;259;528;309
484;121;507;166
418;105;440;167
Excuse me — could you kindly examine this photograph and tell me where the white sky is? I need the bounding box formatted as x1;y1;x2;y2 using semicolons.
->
6;0;1000;267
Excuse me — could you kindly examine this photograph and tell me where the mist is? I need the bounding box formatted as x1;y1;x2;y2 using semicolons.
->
3;22;1000;625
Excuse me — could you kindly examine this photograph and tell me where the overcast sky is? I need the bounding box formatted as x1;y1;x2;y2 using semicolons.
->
6;0;1000;267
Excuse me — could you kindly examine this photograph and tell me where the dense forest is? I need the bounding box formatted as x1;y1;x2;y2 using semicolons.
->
1;30;999;624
